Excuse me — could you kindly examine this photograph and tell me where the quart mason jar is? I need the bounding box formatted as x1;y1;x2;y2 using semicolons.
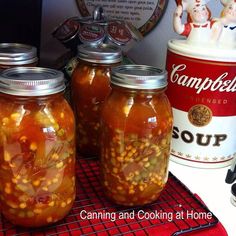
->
0;43;38;71
0;67;76;227
71;44;122;157
100;65;173;206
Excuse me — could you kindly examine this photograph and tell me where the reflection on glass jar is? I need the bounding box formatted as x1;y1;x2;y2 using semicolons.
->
0;43;38;71
71;44;122;157
100;65;173;206
0;67;76;227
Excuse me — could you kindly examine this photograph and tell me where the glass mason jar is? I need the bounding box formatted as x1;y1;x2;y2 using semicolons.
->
0;67;76;227
71;44;122;157
100;65;173;206
0;43;38;71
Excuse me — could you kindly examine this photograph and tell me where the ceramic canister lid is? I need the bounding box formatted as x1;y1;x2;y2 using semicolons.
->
168;39;236;62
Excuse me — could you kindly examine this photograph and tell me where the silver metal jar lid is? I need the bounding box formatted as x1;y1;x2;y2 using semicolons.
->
0;43;38;65
77;44;122;64
111;65;167;90
0;67;66;96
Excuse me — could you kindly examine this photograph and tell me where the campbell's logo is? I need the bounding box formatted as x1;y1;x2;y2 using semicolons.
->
170;64;236;94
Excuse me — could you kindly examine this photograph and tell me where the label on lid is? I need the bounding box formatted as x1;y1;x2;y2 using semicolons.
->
53;17;80;41
79;24;105;44
107;22;132;45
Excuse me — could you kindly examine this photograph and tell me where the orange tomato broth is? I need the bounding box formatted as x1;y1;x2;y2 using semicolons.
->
0;93;76;227
100;86;173;206
71;62;112;157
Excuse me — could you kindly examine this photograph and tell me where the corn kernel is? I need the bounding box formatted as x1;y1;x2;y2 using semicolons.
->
19;136;27;142
42;186;48;191
52;153;59;160
56;161;63;169
16;184;28;192
30;142;37;151
131;148;136;154
22;179;29;184
129;189;135;194
4;187;11;194
144;162;150;168
10;113;20;121
2;117;9;125
57;129;65;136
53;123;60;131
121;151;127;157
139;185;144;191
12;178;18;184
52;178;58;183
123;106;130;116
117;156;124;162
33;208;42;214
48;201;55;207
33;180;40;187
127;151;133;157
4;151;11;162
61;202;66;208
19;202;27;209
67;198;72;204
47;216;53;223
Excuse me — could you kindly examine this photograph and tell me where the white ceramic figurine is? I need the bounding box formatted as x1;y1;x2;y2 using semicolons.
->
173;0;222;45
218;0;236;48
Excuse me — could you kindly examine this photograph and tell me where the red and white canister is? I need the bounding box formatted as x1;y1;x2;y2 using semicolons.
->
166;39;236;168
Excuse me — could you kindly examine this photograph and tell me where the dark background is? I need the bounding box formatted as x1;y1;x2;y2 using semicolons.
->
0;0;42;60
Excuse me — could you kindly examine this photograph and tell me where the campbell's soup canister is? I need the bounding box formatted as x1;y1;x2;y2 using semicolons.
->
166;39;236;168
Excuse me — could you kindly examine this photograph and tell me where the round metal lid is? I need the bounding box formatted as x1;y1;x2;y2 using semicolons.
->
0;43;38;65
77;44;122;64
0;67;66;96
111;65;167;90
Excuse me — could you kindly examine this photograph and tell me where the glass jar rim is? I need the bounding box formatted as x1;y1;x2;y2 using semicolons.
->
0;43;38;65
0;67;65;96
111;64;168;90
77;43;122;64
